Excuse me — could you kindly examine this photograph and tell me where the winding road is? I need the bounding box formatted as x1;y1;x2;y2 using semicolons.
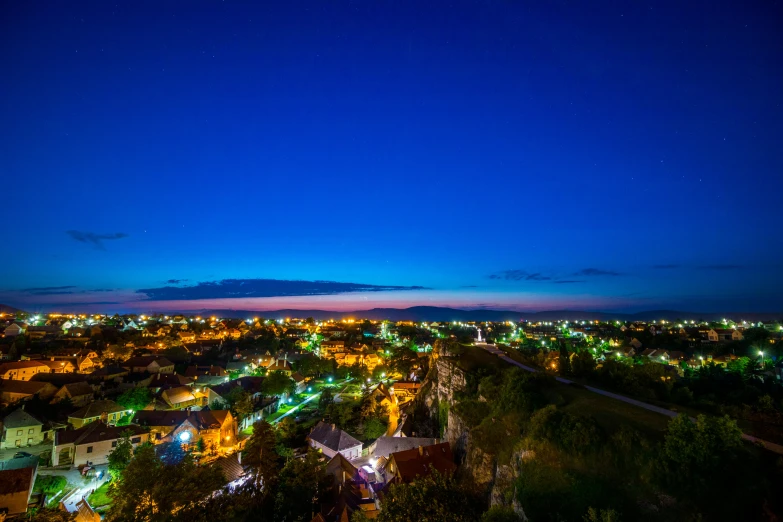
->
478;343;783;455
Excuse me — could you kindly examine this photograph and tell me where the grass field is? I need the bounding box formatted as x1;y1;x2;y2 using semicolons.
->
87;482;112;507
456;345;510;373
557;382;671;437
486;344;672;437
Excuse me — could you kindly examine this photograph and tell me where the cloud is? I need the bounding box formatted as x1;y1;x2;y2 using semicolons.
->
20;285;77;296
697;264;744;271
573;268;622;277
66;230;128;250
136;278;427;301
653;264;681;269
553;280;586;284
91;288;114;292
52;301;122;306
21;286;76;292
166;279;187;284
488;270;551;281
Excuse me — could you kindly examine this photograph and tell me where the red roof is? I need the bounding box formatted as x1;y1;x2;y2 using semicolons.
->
388;442;455;483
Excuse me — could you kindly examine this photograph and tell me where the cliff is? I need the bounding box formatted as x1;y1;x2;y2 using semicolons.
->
419;348;527;520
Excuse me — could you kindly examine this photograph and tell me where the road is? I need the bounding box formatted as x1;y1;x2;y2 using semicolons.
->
479;343;783;455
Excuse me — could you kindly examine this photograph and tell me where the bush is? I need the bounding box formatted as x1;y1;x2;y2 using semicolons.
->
34;475;67;494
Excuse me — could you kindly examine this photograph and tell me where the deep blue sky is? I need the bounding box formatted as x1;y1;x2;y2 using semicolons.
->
2;1;782;313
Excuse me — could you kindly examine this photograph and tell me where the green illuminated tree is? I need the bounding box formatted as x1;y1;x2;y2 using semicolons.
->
261;371;295;398
107;432;133;482
116;387;152;411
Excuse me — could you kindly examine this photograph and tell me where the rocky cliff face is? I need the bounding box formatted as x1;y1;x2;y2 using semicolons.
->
419;350;528;520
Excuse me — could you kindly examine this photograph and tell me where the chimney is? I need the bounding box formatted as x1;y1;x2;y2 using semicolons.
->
237;450;242;465
332;423;336;430
418;446;423;456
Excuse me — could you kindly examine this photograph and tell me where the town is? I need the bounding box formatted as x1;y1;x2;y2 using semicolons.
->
1;310;781;521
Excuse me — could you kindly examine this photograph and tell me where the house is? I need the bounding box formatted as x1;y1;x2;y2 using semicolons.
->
368;382;395;412
266;357;293;375
52;422;149;468
123;356;175;374
0;361;51;381
291;372;308;394
236;397;279;432
0;380;58;404
1;408;45;449
629;338;643;350
67;400;133;429
52;382;95;406
74;356;96;373
40;359;77;374
708;329;742;342
321;341;346;357
131;409;236;450
3;323;26;337
367;436;440;459
326;452;359;485
26;325;62;339
0;461;38;517
184;365;227;380
178;331;196;343
381;442;456;484
148;372;195;390
88;365;129;382
161;386;199;410
390;381;421;402
318;453;380;522
307;421;363;460
212;452;247;490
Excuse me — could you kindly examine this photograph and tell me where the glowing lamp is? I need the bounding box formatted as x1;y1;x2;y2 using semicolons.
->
179;432;191;442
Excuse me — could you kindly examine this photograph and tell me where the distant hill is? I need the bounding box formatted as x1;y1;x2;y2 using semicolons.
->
0;303;23;315
190;306;781;322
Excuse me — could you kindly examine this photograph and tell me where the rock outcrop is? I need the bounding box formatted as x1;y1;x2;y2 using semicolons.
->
417;347;528;520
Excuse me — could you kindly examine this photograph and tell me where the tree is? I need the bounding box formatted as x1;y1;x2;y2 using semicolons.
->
274;449;328;521
242;421;279;496
116;387;152;412
571;351;596;377
107;432;134;482
107;444;226;522
261;371;295;398
319;387;335;410
372;469;481;522
558;342;572;375
360;417;386;440
195;437;206;453
583;507;621;522
222;387;254;420
662;414;743;492
26;508;76;521
105;344;133;360
277;416;297;444
481;506;525;522
658;413;760;519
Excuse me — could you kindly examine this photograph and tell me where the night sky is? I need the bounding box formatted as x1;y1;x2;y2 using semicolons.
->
2;1;782;314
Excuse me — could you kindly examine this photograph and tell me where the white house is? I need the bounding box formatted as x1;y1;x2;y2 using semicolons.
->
306;421;362;460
